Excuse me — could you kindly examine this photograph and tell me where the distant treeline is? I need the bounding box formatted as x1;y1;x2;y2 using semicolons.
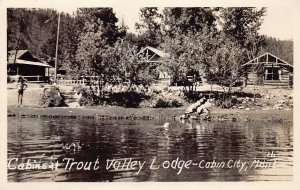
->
262;37;293;64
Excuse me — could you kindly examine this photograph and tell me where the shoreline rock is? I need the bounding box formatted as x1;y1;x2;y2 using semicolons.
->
180;97;213;120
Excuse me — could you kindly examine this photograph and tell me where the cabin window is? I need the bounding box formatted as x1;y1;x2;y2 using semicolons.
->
265;67;280;80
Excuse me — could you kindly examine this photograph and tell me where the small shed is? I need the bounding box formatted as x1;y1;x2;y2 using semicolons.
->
242;52;293;87
7;50;52;82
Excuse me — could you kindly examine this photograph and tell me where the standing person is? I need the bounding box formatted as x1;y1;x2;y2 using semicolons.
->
16;76;27;107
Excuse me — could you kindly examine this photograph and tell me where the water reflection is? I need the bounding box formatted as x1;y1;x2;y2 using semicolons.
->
7;118;293;182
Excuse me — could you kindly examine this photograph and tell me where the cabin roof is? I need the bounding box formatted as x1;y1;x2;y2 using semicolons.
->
139;46;170;58
8;50;29;59
242;52;293;68
7;50;52;68
9;59;52;67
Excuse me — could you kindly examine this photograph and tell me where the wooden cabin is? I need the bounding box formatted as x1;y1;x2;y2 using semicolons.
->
7;50;52;82
242;53;293;87
139;46;204;86
139;46;171;85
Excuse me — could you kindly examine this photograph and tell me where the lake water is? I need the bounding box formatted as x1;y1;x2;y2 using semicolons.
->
7;117;293;182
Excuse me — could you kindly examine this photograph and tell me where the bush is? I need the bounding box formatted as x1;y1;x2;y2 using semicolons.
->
183;91;204;102
77;87;99;106
141;94;184;108
214;95;241;109
40;86;66;107
106;91;150;107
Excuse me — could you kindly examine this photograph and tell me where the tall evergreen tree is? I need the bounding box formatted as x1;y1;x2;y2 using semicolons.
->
219;7;267;59
135;7;162;48
162;7;217;36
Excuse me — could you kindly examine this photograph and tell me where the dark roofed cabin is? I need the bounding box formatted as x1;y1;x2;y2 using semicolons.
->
242;53;293;88
7;50;52;82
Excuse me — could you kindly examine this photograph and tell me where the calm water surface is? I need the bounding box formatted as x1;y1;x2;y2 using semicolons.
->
7;117;293;182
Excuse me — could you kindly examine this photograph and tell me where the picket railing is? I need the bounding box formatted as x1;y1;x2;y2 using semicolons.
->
57;79;85;85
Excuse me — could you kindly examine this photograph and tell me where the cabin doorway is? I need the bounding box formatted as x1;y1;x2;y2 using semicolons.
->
265;67;280;80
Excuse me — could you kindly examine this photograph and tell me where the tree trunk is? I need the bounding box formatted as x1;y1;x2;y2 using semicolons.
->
209;83;213;99
89;81;95;96
98;78;103;99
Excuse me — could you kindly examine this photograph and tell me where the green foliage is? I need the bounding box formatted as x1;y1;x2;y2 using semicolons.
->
40;86;66;107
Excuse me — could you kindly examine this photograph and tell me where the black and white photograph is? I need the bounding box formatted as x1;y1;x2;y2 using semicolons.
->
0;0;299;188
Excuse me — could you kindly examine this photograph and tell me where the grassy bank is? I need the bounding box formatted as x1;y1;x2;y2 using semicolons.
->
7;106;292;122
7;106;183;120
7;82;293;122
210;107;292;122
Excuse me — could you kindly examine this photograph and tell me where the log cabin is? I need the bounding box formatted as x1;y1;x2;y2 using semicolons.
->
242;53;293;88
139;46;202;86
139;46;171;85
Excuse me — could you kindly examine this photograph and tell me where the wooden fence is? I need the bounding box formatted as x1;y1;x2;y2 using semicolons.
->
57;79;85;85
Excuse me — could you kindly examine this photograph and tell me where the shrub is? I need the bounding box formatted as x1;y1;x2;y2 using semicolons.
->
40;86;66;107
214;96;240;109
106;91;150;107
77;87;99;106
142;94;184;108
183;91;204;103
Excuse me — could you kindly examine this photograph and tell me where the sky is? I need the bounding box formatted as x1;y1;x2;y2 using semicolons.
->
61;6;294;40
259;7;294;40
